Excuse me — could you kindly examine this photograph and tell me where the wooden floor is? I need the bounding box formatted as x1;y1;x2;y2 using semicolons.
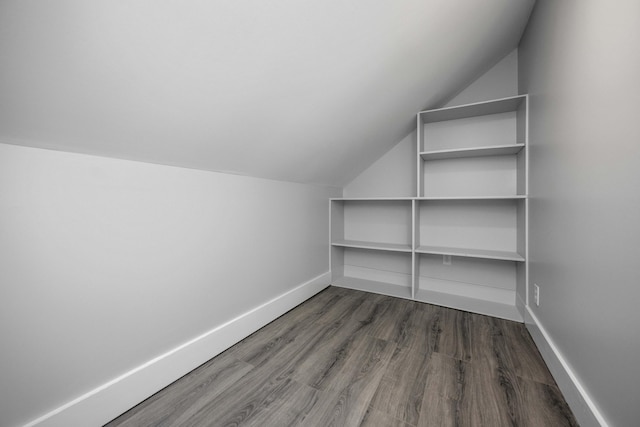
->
106;286;578;427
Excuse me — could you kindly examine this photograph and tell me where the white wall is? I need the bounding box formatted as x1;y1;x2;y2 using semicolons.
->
343;131;416;198
445;49;518;107
344;49;519;198
0;1;534;188
519;1;640;426
0;143;338;427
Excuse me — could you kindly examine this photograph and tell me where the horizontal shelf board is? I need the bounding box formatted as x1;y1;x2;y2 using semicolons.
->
334;196;527;201
331;197;414;201
420;144;525;160
333;276;412;300
332;240;413;253
419;95;526;123
417;195;526;200
415;289;522;322
416;245;525;262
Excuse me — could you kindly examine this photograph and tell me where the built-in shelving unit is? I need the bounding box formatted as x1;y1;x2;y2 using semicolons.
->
330;95;528;321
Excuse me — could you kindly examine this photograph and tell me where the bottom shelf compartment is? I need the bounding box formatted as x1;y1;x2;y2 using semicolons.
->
415;288;521;322
331;246;413;300
333;276;412;300
330;247;525;321
416;254;523;321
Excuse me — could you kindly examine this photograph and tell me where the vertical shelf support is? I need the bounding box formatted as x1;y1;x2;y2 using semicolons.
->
417;115;424;198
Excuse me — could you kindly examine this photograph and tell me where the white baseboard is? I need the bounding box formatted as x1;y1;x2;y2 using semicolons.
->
23;272;332;427
524;306;608;427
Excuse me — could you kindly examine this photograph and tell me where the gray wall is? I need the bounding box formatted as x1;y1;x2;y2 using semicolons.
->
519;1;640;426
0;143;337;427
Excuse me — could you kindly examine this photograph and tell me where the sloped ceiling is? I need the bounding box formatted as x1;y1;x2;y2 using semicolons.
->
0;0;534;187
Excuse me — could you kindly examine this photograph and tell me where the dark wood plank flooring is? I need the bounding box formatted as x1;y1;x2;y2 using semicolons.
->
106;286;578;426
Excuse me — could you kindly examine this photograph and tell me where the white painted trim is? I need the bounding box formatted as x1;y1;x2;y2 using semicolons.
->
22;272;332;427
525;307;609;427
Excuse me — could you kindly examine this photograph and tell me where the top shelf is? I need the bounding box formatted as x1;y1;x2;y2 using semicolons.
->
419;95;526;124
330;197;414;202
420;143;524;161
332;196;526;201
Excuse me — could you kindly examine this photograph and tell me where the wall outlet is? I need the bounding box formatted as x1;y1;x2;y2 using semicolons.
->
443;255;451;265
533;283;540;306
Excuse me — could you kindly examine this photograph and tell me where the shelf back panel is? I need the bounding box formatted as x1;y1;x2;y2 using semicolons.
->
422;112;517;152
422;155;518;197
343;200;412;246
343;247;412;288
417;253;516;290
344;247;412;273
418;199;519;252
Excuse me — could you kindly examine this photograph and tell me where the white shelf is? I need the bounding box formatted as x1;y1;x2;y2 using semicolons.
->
332;196;527;201
420;143;524;160
331;197;415;201
332;240;412;253
416;245;524;262
419;95;526;123
417;195;526;200
333;276;412;300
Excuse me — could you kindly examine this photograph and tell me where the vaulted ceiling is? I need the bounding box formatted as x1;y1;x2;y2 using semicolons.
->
0;1;534;187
